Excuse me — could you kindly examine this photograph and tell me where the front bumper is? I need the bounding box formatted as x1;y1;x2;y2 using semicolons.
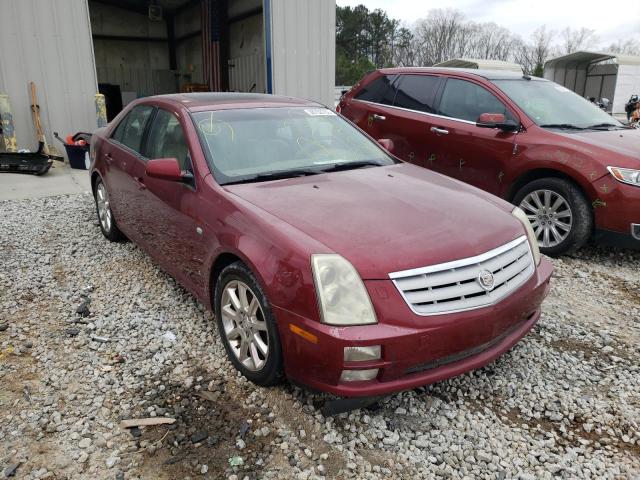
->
593;179;640;248
275;258;553;398
594;226;640;250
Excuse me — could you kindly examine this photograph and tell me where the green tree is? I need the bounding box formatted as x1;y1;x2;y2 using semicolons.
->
335;5;405;84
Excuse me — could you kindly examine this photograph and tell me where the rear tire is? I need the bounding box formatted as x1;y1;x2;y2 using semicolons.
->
93;177;125;242
214;261;284;386
513;178;592;256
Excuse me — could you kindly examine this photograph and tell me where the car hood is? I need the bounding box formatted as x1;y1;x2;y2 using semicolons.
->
566;128;640;168
225;163;525;279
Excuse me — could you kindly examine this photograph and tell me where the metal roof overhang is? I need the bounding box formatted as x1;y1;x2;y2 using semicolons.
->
545;51;640;69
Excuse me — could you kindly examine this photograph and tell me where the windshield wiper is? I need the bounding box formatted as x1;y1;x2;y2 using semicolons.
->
584;122;622;130
318;160;385;173
222;169;320;185
539;123;585;130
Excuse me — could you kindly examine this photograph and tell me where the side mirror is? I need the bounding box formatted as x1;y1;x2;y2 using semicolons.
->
476;113;519;132
146;158;184;182
377;138;395;153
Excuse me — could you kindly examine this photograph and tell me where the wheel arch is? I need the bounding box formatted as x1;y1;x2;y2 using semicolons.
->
90;170;101;194
207;249;273;311
209;252;243;303
507;168;593;203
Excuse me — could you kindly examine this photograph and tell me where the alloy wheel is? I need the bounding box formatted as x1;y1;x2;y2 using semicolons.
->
520;189;573;248
96;183;113;233
220;280;269;371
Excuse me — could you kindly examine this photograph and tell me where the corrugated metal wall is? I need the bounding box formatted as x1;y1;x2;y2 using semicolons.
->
269;0;336;107
0;0;98;152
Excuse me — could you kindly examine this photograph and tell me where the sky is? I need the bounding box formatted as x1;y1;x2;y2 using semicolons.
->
336;0;640;47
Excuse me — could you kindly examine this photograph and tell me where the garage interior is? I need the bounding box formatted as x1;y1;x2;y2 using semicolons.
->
89;0;267;120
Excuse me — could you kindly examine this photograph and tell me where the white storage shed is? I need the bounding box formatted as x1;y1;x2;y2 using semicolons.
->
544;51;640;115
0;0;336;153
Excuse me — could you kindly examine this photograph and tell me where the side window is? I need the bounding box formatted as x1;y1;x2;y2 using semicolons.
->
145;109;191;171
354;75;397;105
119;105;154;153
394;75;440;113
438;79;515;123
112;113;129;143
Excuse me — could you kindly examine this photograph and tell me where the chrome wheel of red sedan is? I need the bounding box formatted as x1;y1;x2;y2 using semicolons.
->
93;177;124;242
221;279;269;371
96;182;113;233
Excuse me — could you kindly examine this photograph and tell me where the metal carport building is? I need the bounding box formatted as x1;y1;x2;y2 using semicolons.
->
0;0;336;154
544;51;640;115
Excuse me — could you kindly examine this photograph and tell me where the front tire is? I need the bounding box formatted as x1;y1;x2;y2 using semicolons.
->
93;177;125;242
214;261;284;386
513;177;592;256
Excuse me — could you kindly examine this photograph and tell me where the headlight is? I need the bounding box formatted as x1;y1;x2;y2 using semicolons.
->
311;254;377;325
608;166;640;187
512;207;541;265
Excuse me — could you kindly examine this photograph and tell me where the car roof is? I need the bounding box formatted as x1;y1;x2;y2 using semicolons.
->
378;67;547;81
144;92;323;112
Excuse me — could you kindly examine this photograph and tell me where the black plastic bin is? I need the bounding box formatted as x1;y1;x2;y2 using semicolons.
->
64;144;90;170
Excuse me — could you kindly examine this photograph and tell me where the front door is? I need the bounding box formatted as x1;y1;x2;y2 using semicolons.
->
342;74;402;148
141;108;208;295
426;77;519;196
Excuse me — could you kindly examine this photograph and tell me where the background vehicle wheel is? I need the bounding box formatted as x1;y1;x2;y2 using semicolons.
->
214;261;284;386
513;178;593;256
93;177;125;242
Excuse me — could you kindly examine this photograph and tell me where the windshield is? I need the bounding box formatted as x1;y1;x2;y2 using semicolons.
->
493;79;623;129
192;107;394;184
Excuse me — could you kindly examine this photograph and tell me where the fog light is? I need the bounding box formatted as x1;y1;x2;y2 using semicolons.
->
340;369;379;382
344;345;381;362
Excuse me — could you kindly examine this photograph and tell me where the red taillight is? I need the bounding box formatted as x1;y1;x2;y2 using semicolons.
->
336;103;341;113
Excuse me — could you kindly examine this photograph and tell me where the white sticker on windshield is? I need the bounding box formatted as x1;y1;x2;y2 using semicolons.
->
554;85;570;92
304;108;335;116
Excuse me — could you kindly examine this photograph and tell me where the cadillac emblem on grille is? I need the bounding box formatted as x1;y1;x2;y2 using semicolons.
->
478;270;495;291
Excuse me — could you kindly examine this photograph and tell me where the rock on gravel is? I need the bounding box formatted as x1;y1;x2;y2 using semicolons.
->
1;193;639;479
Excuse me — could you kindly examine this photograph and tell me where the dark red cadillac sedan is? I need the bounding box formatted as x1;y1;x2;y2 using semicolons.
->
90;93;552;398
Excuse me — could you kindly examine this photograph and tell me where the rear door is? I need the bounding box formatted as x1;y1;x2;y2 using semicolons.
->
384;74;443;166
104;104;154;242
428;77;519;195
341;74;401;145
141;107;208;294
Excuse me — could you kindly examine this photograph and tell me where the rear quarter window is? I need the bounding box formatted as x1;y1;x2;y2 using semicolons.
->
354;75;397;105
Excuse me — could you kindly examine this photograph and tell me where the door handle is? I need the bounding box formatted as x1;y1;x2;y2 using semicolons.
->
104;153;112;163
430;126;449;136
370;113;386;122
134;176;146;190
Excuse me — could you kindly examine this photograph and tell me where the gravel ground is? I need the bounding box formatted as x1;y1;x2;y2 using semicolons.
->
1;193;639;480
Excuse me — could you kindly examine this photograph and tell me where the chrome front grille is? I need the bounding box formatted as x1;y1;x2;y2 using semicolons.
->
389;236;534;316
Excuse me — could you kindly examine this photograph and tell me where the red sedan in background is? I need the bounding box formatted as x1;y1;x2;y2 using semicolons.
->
90;93;552;399
339;68;640;256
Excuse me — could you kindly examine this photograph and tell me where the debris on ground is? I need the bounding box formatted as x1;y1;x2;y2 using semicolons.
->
119;418;176;429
